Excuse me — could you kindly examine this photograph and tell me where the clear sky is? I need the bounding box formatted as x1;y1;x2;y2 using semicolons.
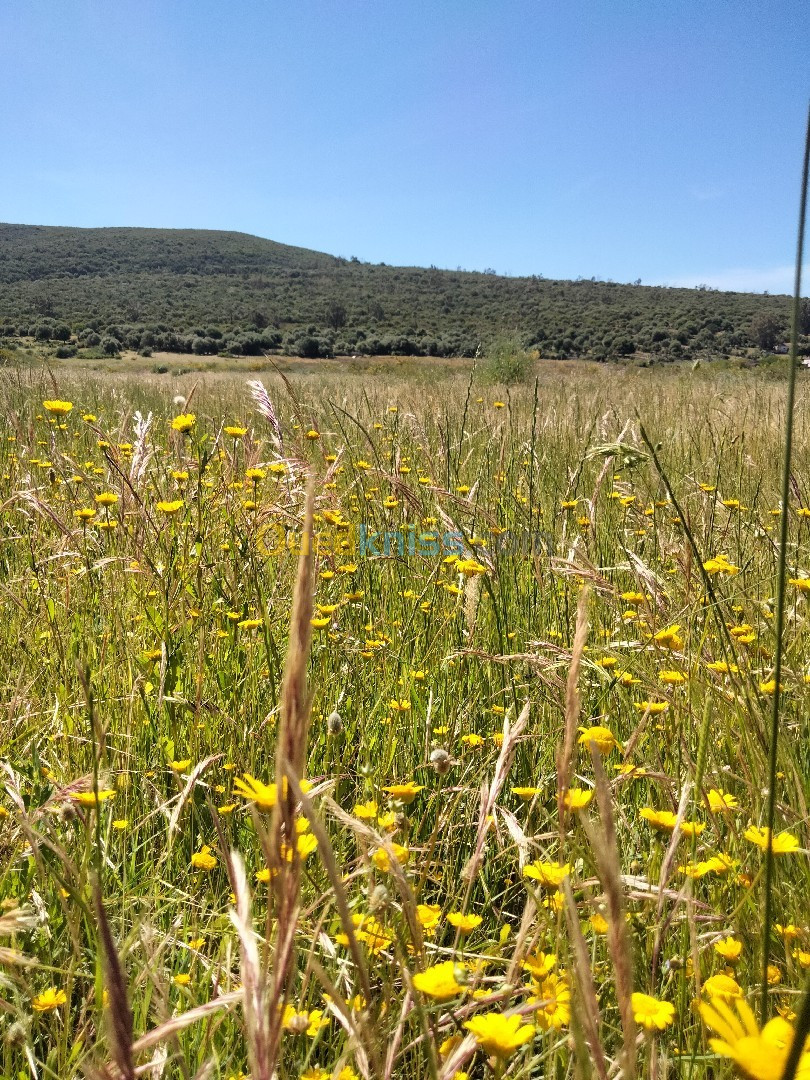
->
1;0;807;292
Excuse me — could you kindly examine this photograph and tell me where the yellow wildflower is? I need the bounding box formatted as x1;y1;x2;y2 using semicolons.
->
463;1012;535;1058
632;992;675;1031
523;860;569;889
577;725;619;754
412;961;467;1000
32;987;68;1011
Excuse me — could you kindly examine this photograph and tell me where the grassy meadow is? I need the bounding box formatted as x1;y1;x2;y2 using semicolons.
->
1;362;809;1080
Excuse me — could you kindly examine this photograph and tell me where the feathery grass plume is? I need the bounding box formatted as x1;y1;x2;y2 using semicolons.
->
129;410;153;484
166;754;222;848
266;477;316;1066
127;992;243;1060
463;572;481;636
296;787;384;1078
92;879;135;1080
761;102;810;1023
0;907;37;967
585;746;637;1078
247;379;283;451
557;585;590;828
562;876;609;1080
651;782;694;986
461;700;530;885
228;851;270;1080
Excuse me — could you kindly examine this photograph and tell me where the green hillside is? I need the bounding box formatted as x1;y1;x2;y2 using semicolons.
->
0;223;801;362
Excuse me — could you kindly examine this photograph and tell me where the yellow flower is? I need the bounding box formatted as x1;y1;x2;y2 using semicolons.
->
171;413;196;432
703;554;740;575
382;781;423;804
563;787;593;810
744;826;800;854
412;961;467;1000
156;499;184;514
74;507;97;521
456;558;488;576
447;912;482;934
577;725;619;754
512;786;542;799
679;854;737;879
32;987;68;1011
789;577;810;592
632;992;675;1031
338;913;392;954
714;938;743;962
416;904;442;933
653;624;684;649
173;973;191;986
461;733;486;748
707;789;739;813
703;973;743;1001
640;808;704;836
305;429;320;439
169;759;191;772
353;800;378;820
634;701;669;714
698;995;810;1080
707;660;739;674
523;860;569;889
70;789;116;806
464;1012;535;1057
522;949;556;978
43;400;73;415
776;924;801;941
371;843;410;873
233;774;278;810
190;845;217;871
225;425;248;437
659;669;687;684
532;972;571;1030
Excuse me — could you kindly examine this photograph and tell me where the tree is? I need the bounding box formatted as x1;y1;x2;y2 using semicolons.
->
799;298;810;336
750;313;782;351
324;299;347;331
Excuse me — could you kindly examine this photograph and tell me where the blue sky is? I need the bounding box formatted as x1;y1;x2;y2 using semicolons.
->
1;0;807;292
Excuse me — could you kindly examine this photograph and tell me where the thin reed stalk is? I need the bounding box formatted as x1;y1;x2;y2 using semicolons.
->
761;102;810;1023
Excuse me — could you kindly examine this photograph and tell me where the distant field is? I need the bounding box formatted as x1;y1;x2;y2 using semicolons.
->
50;349;481;377
1;363;809;1079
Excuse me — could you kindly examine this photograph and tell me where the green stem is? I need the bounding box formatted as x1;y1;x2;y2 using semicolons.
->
760;101;810;1024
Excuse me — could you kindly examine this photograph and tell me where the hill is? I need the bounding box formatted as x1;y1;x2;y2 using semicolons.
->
0;223;800;362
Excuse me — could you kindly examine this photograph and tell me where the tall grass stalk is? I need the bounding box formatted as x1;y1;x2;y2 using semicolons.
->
761;102;810;1023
